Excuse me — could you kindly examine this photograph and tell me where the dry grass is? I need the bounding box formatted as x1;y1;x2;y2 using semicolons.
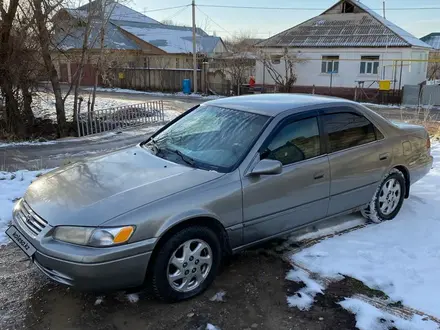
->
398;106;440;139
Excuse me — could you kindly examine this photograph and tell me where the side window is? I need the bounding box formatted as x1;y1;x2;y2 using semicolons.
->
322;112;377;153
262;117;321;166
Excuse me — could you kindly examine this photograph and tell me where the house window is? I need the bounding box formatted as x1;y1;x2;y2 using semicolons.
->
271;55;282;64
321;56;339;73
176;58;180;68
360;56;379;74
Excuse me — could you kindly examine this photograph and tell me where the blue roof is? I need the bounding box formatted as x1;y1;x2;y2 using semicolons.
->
54;21;141;51
421;33;440;50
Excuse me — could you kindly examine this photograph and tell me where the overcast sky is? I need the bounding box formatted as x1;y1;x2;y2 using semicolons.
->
131;0;439;40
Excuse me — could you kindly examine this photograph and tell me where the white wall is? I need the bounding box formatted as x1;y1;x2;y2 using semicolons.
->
255;47;430;89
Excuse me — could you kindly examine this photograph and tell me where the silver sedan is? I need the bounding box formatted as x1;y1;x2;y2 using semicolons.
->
6;94;433;301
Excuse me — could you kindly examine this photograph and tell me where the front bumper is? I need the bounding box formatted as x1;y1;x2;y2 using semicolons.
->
33;249;151;291
10;207;156;292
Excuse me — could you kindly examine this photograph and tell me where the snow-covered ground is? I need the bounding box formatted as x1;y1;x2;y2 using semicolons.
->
288;143;440;328
32;92;141;121
85;87;223;100
0;170;52;244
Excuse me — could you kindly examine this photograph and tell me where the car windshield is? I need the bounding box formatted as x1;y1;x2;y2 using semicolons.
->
144;105;269;172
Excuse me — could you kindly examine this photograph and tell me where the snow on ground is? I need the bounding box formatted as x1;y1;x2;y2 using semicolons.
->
32;92;140;121
361;102;402;109
0;140;58;148
339;298;438;330
126;293;139;303
290;142;440;322
286;267;325;310
85;87;223;100
291;215;367;243
0;169;52;244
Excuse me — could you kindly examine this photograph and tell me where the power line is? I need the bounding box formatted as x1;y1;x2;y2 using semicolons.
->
195;6;233;36
143;5;190;13
197;4;440;11
162;5;190;22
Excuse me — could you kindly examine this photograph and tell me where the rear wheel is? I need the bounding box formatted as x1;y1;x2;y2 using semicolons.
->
150;226;221;302
361;169;406;223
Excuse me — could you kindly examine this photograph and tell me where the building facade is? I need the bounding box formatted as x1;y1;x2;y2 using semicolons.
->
255;0;431;92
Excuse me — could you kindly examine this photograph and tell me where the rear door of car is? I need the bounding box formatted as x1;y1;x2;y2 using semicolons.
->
319;106;391;216
241;111;331;245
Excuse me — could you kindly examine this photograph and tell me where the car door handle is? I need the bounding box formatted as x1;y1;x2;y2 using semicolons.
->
314;172;324;180
379;152;389;161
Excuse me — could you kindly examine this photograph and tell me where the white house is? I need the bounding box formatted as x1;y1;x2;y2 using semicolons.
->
255;0;431;91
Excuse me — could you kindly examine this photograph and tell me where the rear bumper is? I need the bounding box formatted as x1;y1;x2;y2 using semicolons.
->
409;155;433;186
33;249;151;291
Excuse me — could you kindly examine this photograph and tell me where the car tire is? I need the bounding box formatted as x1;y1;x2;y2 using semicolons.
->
150;226;221;302
361;168;406;223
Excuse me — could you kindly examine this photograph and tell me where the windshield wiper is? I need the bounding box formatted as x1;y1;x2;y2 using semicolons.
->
147;138;161;154
169;149;196;167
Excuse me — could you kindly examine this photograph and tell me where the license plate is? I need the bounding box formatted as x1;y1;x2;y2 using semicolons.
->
6;226;36;257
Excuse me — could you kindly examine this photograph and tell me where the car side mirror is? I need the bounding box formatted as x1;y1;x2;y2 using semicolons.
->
250;159;282;176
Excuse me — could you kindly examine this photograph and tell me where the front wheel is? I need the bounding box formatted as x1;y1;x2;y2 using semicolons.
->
150;226;221;302
361;169;406;223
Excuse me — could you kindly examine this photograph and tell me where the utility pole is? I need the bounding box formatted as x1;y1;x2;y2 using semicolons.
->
382;0;386;19
192;0;198;93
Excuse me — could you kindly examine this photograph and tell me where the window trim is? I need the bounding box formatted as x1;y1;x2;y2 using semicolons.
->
360;55;380;75
258;110;325;167
318;107;383;155
321;55;340;74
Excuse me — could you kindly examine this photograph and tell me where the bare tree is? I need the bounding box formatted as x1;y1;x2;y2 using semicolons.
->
89;0;117;113
1;0;40;138
428;52;440;80
258;47;305;92
216;32;257;95
32;0;69;137
157;57;172;91
0;0;21;136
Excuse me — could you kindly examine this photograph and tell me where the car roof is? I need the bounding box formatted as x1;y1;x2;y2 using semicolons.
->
203;94;355;117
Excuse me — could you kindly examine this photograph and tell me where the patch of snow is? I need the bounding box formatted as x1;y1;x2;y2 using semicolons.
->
292;217;367;243
292;143;440;318
210;290;226;302
0;169;53;244
85;87;223;100
286;267;325;311
361;102;402;109
0;140;58;148
205;324;221;330
339;298;438;330
32;92;140;121
126;293;139;303
94;296;104;305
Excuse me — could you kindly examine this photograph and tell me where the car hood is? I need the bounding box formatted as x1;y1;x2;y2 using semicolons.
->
24;145;223;226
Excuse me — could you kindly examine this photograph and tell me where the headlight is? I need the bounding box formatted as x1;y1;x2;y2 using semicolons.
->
53;226;135;247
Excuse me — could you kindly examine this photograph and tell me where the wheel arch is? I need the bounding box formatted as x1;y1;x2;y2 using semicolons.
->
147;216;231;276
393;165;410;198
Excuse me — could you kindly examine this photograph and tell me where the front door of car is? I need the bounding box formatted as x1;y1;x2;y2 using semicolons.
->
320;108;392;216
241;114;330;245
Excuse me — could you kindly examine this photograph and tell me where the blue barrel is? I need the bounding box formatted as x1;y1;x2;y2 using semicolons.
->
182;79;191;94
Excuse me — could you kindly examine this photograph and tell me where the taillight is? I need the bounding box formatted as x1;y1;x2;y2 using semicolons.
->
427;136;431;149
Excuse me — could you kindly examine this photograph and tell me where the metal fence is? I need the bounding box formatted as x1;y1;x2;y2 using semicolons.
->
402;85;440;106
76;101;164;137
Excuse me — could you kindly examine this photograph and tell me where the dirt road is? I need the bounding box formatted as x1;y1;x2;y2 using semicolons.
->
0;241;357;330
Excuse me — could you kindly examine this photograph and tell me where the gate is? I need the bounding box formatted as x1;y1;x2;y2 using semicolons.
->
76;101;164;137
